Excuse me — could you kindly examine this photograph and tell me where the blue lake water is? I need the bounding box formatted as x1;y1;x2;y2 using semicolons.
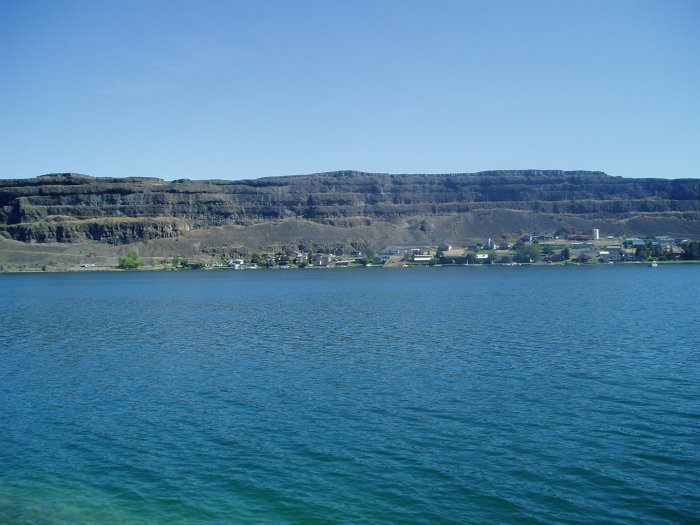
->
1;265;699;524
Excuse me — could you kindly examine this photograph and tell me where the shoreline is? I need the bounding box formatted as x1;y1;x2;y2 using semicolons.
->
2;259;699;275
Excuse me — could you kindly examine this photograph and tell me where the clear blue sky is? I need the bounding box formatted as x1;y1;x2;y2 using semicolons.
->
1;0;698;180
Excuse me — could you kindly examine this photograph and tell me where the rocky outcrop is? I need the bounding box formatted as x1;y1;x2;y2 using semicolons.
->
1;170;698;244
3;217;186;244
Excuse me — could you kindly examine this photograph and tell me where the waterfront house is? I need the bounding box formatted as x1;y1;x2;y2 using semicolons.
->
598;248;622;263
311;253;334;267
288;251;308;264
603;245;624;262
438;255;469;265
412;254;433;263
569;242;593;250
624;238;646;248
545;252;565;263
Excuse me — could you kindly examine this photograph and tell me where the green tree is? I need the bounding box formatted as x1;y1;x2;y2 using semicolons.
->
249;252;265;265
514;243;541;263
638;240;664;261
561;247;571;261
681;241;700;260
117;251;142;269
636;245;650;260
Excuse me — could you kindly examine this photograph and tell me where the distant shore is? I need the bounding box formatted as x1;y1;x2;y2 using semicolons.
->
2;234;698;273
2;259;699;274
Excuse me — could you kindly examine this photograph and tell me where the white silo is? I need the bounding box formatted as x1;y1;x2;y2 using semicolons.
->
593;228;600;240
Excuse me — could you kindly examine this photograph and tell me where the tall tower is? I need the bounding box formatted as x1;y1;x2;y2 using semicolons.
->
593;229;600;240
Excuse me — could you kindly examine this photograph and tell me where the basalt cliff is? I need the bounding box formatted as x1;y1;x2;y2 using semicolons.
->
1;170;699;264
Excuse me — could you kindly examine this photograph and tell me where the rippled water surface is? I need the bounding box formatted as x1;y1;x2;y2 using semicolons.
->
1;265;699;524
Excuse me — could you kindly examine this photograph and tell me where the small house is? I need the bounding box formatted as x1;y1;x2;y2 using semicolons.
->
311;253;334;267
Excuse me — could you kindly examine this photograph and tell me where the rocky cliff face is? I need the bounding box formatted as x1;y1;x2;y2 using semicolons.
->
1;170;698;244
